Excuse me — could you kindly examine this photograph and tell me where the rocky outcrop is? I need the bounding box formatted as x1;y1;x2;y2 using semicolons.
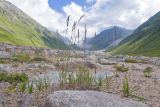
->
44;90;148;107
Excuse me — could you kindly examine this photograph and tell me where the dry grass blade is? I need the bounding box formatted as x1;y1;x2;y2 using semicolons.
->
72;21;77;32
78;29;80;43
66;15;70;33
84;24;87;44
77;14;85;24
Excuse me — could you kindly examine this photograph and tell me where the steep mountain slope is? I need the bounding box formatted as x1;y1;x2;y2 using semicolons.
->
88;26;132;50
111;11;160;56
0;0;68;49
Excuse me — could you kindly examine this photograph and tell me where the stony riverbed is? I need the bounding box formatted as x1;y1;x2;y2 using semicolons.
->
0;43;160;107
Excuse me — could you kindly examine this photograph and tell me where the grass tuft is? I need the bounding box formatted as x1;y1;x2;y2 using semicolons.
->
143;67;152;78
125;58;139;63
122;75;130;97
0;72;28;85
114;64;129;72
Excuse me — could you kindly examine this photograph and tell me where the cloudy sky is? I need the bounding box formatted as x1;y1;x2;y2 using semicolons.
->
6;0;160;39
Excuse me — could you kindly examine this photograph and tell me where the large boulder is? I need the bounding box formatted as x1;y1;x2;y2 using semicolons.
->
43;90;148;107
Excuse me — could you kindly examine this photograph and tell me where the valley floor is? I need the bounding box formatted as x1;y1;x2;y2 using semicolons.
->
0;43;160;107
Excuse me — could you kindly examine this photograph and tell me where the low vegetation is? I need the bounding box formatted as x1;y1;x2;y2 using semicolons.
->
31;56;49;62
0;58;10;64
0;53;51;63
125;58;139;63
59;65;106;90
122;75;130;97
0;1;68;49
13;53;31;63
143;67;152;78
0;72;28;85
114;64;129;72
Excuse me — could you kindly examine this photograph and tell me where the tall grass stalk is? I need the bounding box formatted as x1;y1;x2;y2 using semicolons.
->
18;81;27;96
122;75;129;97
27;81;33;95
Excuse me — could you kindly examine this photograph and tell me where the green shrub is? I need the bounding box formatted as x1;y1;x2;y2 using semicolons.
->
114;64;129;72
12;53;50;63
0;72;28;84
18;81;27;95
143;67;152;77
0;72;7;81
31;57;47;62
13;53;31;63
0;58;10;64
114;71;120;77
4;85;16;94
125;59;139;63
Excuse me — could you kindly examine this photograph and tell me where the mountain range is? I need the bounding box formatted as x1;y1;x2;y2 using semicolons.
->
87;26;133;50
1;0;160;57
0;0;68;49
111;11;160;56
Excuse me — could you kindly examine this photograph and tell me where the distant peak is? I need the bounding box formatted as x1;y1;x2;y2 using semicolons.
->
112;26;121;29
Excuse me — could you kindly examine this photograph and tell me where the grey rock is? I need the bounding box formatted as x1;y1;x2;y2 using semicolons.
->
0;64;11;72
25;64;40;70
94;71;113;80
0;94;5;107
0;82;9;89
86;55;97;61
44;90;148;107
100;59;117;65
0;51;11;58
17;95;33;107
24;63;56;71
85;61;97;68
33;71;60;84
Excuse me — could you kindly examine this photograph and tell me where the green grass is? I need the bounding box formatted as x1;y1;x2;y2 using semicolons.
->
0;16;45;47
110;12;160;57
0;58;10;64
59;65;107;90
13;53;31;63
143;67;152;78
0;3;68;49
114;64;129;72
124;59;139;63
122;75;130;97
0;53;51;63
0;72;28;85
111;38;160;57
